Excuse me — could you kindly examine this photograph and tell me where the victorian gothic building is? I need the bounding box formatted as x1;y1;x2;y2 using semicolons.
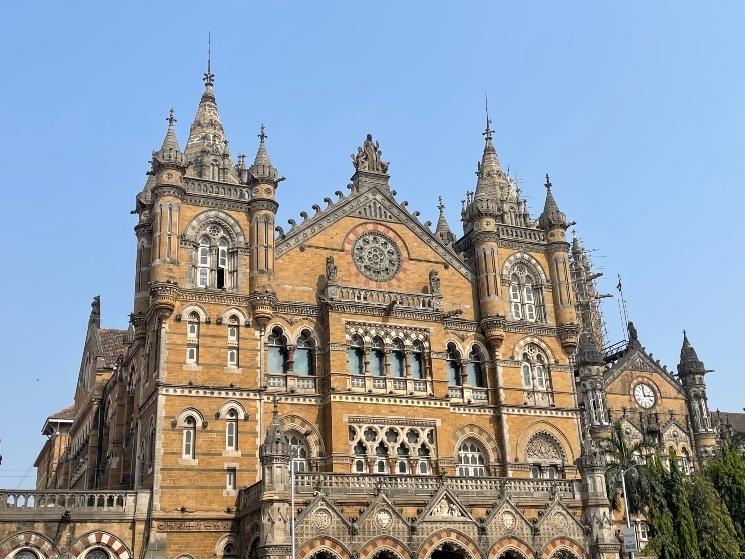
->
0;64;723;559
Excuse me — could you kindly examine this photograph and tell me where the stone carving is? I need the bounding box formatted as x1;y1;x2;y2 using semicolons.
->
326;256;337;282
375;509;392;528
352;232;402;282
351;134;389;174
429;270;441;295
551;511;568;531
501;510;516;530
313;508;332;530
525;432;564;461
431;496;461;517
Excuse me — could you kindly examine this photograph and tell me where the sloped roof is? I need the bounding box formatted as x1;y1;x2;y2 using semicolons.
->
98;328;128;367
48;404;75;421
718;412;745;435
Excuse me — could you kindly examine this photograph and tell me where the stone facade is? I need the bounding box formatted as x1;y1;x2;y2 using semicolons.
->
0;66;724;559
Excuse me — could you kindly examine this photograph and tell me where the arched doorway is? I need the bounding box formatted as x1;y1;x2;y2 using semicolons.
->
551;550;580;559
431;543;470;559
497;551;526;559
371;551;400;559
310;551;339;559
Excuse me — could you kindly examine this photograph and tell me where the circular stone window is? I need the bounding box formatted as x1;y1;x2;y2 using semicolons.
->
352;232;402;282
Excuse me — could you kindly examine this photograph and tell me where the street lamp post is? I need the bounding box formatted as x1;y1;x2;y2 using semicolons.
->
620;464;638;559
290;457;297;559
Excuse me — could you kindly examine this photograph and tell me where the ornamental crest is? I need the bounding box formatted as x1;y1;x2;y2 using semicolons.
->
352;232;401;282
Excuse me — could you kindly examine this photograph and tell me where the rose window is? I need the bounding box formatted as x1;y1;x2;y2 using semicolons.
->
352;232;402;282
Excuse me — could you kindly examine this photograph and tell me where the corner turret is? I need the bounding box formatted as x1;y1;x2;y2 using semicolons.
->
435;197;455;245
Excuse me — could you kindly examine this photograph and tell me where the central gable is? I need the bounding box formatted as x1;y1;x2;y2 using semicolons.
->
275;185;472;280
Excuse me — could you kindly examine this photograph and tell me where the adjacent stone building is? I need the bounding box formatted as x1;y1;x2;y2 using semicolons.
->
0;64;726;559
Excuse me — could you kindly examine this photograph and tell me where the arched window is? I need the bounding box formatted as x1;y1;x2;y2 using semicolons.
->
521;344;550;391
186;312;200;364
525;432;564;479
227;315;239;367
147;421;156;472
508;265;544;322
182;416;196;459
222;542;238;559
294;330;315;376
216;238;228;288
466;346;485;387
348;334;364;374
446;343;462;386
391;339;405;377
680;448;692;475
286;432;309;472
409;340;424;379
268;327;289;373
197;236;210;287
225;409;238;451
457;440;486;477
85;549;110;559
369;337;385;376
14;550;39;559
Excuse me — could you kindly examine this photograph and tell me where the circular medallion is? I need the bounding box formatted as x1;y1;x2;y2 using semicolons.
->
376;510;392;528
352;232;402;282
552;512;568;531
501;511;516;530
313;509;332;530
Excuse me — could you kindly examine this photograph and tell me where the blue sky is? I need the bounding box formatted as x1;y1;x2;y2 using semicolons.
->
0;1;743;487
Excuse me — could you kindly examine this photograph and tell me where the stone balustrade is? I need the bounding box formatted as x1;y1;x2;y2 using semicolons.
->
0;490;149;519
183;178;250;202
326;284;443;311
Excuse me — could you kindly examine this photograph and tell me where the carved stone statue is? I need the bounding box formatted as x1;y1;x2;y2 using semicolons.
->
326;256;337;282
429;270;441;295
628;321;638;342
351;134;389;174
91;295;101;317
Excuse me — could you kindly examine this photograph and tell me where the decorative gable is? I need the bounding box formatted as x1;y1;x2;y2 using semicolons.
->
536;499;586;545
356;493;409;539
604;344;685;397
419;488;474;523
484;498;533;541
294;494;351;544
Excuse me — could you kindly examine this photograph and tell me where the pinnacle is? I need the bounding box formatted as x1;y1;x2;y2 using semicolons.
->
538;174;569;230
435;196;454;244
248;124;279;184
159;108;181;153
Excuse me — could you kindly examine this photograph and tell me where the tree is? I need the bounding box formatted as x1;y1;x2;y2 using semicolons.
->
645;452;680;559
665;450;699;559
707;438;745;550
600;421;650;513
688;475;740;558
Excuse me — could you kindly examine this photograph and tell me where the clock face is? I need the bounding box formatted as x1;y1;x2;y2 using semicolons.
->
634;383;656;409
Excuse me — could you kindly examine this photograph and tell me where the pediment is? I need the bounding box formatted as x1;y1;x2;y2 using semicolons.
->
604;345;684;397
661;420;691;444
274;185;472;280
295;494;351;532
536;499;586;540
484;497;533;540
357;493;409;535
418;487;475;523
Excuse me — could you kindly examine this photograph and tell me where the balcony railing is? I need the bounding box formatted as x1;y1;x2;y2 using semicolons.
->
289;473;579;500
0;490;149;518
349;375;431;396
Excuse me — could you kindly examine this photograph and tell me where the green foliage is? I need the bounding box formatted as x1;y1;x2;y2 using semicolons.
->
600;422;650;513
707;438;745;550
689;475;740;559
665;450;699;559
645;452;680;559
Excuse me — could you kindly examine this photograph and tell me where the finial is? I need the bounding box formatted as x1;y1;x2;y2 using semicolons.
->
258;123;267;143
203;32;214;86
166;108;176;128
545;173;552;190
483;91;494;141
437;196;445;213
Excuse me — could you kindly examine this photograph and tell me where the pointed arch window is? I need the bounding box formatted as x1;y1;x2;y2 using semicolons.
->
369;336;385;376
348;334;364;374
225;409;238;451
186;312;200;364
391;339;405;378
525;432;564;479
267;327;289;373
285;432;309;472
182;416;196;459
147;421;156;472
197;236;210;287
521;344;550;391
409;340;424;379
446;343;462;386
508;264;545;322
216;238;228;288
457;439;486;477
294;330;315;376
466;346;485;387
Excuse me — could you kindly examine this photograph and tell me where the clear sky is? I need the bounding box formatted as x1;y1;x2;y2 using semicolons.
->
0;1;743;487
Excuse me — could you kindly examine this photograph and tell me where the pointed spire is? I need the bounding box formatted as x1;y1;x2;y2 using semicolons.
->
160;108;181;152
474;98;508;197
539;173;570;230
151;108;185;172
181;37;239;182
576;331;605;367
435;196;455;244
260;395;290;460
679;330;706;377
248;124;281;185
